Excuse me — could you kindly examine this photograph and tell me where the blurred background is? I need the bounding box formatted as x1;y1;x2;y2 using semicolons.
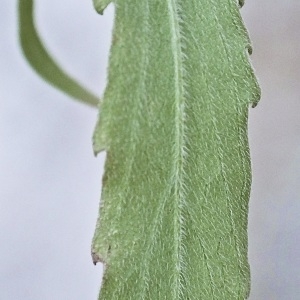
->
0;0;299;299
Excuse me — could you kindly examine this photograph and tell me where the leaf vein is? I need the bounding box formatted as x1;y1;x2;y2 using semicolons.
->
167;0;187;298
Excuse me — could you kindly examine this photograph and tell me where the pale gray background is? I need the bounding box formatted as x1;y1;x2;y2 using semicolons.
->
0;1;299;299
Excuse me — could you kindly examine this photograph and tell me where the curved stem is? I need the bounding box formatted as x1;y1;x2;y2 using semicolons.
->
19;0;100;107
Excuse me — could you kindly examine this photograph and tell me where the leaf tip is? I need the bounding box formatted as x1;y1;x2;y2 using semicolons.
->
239;0;246;8
247;44;253;55
92;142;104;157
92;251;104;265
93;125;107;155
93;0;112;15
251;87;261;108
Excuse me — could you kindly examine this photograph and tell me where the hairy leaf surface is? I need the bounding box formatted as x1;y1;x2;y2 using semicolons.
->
93;0;260;299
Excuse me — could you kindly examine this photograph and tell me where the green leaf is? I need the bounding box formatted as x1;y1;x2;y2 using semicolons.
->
18;0;100;107
93;0;260;299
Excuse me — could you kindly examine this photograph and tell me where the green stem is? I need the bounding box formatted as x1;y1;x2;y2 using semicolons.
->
19;0;100;107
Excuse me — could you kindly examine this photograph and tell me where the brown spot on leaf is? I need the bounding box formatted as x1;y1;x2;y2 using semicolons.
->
91;251;105;265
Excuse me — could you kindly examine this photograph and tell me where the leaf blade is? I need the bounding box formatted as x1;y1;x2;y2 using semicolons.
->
92;0;260;299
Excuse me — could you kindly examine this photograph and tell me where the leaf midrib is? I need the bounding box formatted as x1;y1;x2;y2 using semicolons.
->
167;0;186;298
